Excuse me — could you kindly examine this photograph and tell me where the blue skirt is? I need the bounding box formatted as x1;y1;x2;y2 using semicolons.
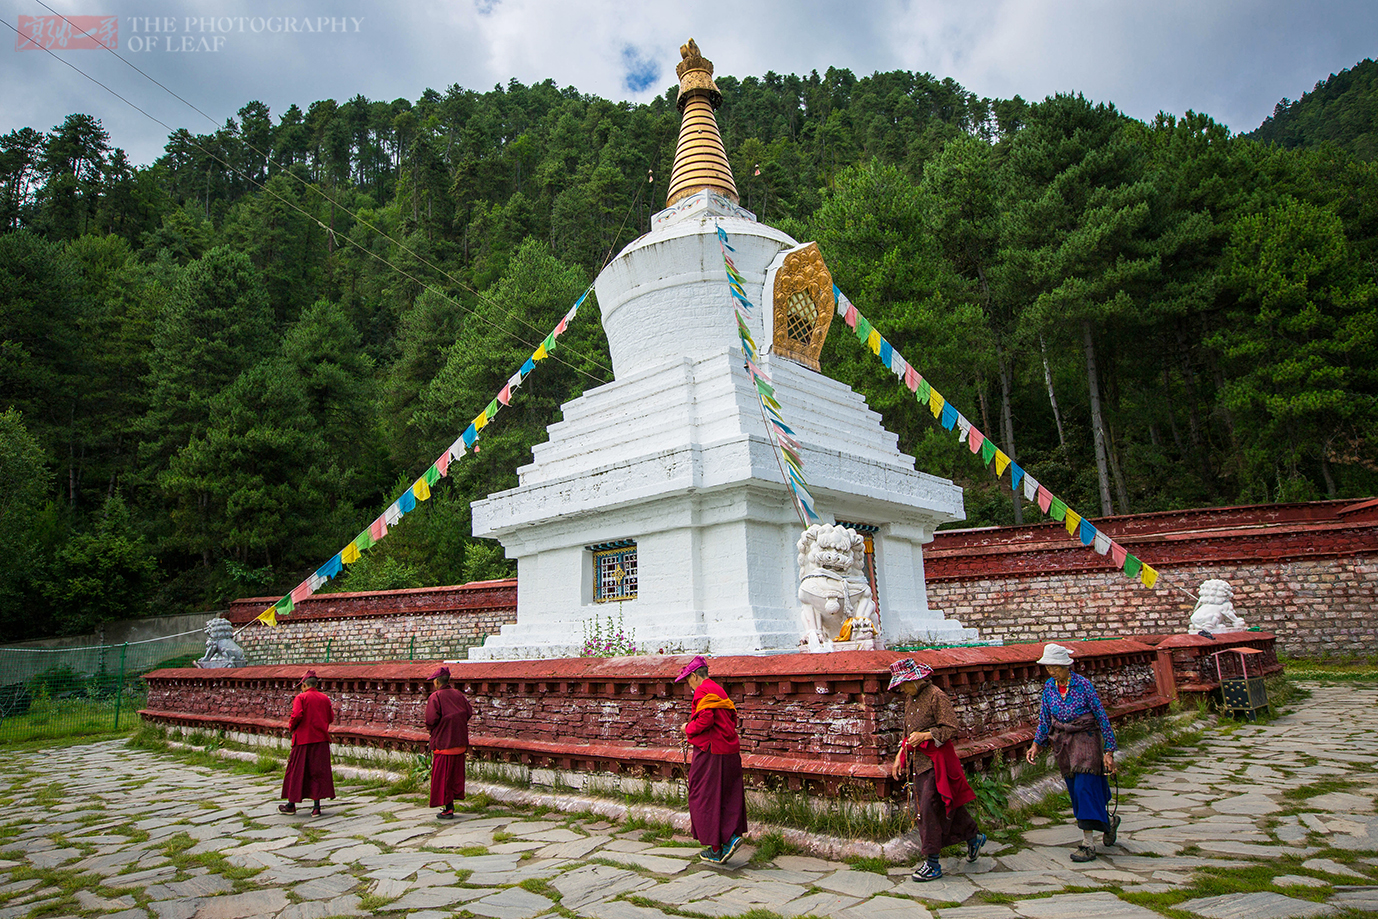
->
1064;772;1111;831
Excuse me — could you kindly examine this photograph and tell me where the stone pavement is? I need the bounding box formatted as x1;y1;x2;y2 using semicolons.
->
2;683;1377;919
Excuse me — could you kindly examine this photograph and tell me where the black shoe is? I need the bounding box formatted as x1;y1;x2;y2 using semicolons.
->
310;804;322;817
277;803;296;815
1103;815;1121;847
911;860;941;881
966;833;986;862
437;807;456;820
1070;844;1097;863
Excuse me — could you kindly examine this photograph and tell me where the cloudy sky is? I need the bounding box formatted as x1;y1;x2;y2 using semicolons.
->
3;0;1375;166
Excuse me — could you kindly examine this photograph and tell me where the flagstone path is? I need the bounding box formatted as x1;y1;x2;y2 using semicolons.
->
2;683;1377;919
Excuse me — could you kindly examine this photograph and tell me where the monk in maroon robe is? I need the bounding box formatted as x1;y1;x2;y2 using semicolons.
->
425;666;473;819
678;656;747;864
279;671;335;816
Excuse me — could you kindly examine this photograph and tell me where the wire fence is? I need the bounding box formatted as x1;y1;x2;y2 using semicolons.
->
0;631;206;745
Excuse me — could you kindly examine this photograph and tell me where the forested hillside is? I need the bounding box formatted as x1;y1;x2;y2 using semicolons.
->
1249;58;1378;160
2;64;1376;640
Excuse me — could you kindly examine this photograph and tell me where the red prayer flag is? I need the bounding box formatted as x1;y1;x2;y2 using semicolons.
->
497;385;512;406
436;450;451;477
904;365;920;392
969;428;984;454
1110;541;1127;567
370;515;387;542
289;580;312;603
1036;486;1053;514
844;304;858;328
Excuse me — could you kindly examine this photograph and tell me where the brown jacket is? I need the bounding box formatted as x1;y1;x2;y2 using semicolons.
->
903;682;960;775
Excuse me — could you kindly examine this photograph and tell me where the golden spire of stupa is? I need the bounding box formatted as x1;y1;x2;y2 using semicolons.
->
665;39;739;207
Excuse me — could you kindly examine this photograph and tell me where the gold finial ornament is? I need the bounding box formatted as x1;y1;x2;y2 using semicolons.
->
666;38;739;207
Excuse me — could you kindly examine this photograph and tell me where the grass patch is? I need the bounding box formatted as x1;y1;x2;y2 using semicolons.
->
457;846;489;857
1283;777;1358;802
845;855;891;874
160;831;263;882
518;878;561;899
32;782;66;806
748;831;801;866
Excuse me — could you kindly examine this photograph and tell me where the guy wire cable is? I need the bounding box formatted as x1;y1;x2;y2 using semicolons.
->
11;5;615;386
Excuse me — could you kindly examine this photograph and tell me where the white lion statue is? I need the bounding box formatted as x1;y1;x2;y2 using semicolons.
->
1189;579;1247;633
797;524;877;650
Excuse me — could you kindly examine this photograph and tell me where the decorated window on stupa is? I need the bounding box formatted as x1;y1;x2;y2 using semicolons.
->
589;540;637;602
836;521;880;617
771;242;834;371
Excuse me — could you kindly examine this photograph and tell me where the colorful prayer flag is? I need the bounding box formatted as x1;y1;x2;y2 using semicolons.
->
520;357;535;376
918;379;931;402
398;489;416;514
1093;531;1112;555
370;515;388;541
1124;554;1142;578
274;595;294;616
1010;461;1024;490
384;502;402;526
473;411;489;431
354;528;375;551
980;438;997;466
436;450;451;477
879;340;893;366
940;402;958;430
533;342;548;361
317;555;342;581
956;414;972;440
1050;498;1068;522
1110;541;1127;567
290;580;313;603
994;450;1011;476
412;477;431;502
1063;508;1081;536
904;365;920;392
461;426;477;448
1023;474;1040;503
497;385;512;406
341;541;361;565
1036;486;1053;514
929;388;945;418
866;328;882;355
256;607;278;628
484;399;499;419
1140;563;1158;588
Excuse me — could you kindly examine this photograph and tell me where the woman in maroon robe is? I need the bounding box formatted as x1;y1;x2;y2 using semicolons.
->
678;655;747;865
279;671;335;816
425;666;473;819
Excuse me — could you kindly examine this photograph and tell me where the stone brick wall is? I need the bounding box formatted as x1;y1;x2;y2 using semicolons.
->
925;499;1378;657
140;639;1196;798
224;580;517;665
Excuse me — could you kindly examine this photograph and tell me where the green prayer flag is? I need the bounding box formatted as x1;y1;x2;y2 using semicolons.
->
274;596;294;615
755;377;775;398
542;332;556;353
855;316;873;341
980;438;997;465
485;399;499;419
1049;497;1067;521
423;464;441;486
353;529;374;550
917;380;931;402
1124;554;1142;577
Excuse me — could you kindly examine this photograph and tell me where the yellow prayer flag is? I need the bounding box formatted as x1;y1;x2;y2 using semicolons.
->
994;450;1010;476
341;542;361;565
413;478;431;502
473;412;489;431
255;607;278;628
533;343;548;361
1140;564;1159;588
866;328;882;355
929;389;945;419
1064;508;1082;536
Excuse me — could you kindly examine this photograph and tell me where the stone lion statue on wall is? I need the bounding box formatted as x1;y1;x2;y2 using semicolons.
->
1189;579;1247;633
797;523;877;650
195;617;247;668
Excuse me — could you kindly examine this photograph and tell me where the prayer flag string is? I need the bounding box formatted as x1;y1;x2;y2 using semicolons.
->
834;286;1167;594
251;285;594;628
716;224;820;525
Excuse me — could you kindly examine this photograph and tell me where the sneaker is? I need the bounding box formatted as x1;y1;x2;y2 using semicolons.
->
699;846;722;862
720;835;744;864
1070;844;1097;863
1103;815;1121;848
966;833;986;863
911;860;942;882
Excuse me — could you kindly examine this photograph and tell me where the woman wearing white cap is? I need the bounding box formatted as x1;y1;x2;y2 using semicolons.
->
1025;644;1119;863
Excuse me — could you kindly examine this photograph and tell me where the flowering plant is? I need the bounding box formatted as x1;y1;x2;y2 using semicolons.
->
580;611;638;657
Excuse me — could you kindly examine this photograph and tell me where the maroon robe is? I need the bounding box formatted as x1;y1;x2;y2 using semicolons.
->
281;688;335;803
425;685;473;808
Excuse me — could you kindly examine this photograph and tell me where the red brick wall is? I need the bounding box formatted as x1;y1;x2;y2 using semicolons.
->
925;500;1378;657
225;580;517;664
141;639;1208;797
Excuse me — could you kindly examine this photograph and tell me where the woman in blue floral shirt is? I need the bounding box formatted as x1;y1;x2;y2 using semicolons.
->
1025;643;1119;863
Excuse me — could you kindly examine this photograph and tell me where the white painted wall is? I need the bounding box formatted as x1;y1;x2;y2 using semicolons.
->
470;193;974;659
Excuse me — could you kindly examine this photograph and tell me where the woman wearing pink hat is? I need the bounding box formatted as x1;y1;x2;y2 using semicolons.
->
888;658;985;881
1025;643;1119;862
677;655;747;864
425;667;473;819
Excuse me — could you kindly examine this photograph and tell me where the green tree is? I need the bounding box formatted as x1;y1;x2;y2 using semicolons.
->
43;494;158;634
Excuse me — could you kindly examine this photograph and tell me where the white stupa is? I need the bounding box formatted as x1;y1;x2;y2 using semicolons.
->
469;40;975;659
